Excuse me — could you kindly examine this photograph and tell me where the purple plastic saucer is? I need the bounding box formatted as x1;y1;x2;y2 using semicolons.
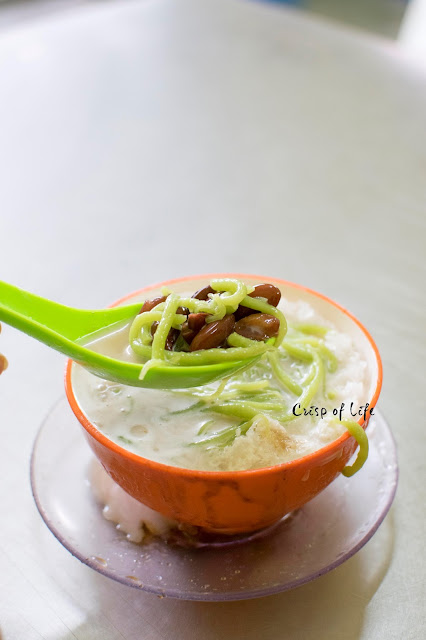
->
31;399;398;601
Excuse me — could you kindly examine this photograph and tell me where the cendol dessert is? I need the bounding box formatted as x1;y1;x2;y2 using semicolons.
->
72;278;370;476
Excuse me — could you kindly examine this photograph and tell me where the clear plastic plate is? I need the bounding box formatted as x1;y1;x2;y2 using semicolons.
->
31;399;398;601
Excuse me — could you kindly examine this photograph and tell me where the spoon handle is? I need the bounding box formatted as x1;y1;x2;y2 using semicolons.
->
0;280;142;342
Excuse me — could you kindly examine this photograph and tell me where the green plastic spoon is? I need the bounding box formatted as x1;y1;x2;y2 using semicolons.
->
0;281;261;389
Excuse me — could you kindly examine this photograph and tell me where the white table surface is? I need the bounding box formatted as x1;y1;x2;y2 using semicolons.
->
0;0;425;638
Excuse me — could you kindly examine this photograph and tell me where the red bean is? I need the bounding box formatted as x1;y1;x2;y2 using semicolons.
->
165;328;180;351
151;321;159;336
141;283;281;352
188;313;210;331
251;284;281;307
190;314;235;351
235;283;282;319
234;313;280;341
181;313;210;345
140;295;167;313
181;323;195;345
151;322;179;350
176;306;189;316
192;285;215;301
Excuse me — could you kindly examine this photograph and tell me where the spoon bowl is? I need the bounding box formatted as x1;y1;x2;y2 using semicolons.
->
0;280;262;389
66;273;383;533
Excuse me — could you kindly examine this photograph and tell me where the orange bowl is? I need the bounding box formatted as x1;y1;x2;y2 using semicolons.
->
65;274;382;534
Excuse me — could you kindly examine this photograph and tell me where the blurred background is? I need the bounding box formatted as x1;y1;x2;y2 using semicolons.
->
0;0;413;37
1;0;425;67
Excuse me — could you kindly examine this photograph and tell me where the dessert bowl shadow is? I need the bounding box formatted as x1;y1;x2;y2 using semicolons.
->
65;274;382;535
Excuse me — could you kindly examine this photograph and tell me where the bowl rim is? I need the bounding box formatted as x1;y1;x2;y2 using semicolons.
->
65;273;383;479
